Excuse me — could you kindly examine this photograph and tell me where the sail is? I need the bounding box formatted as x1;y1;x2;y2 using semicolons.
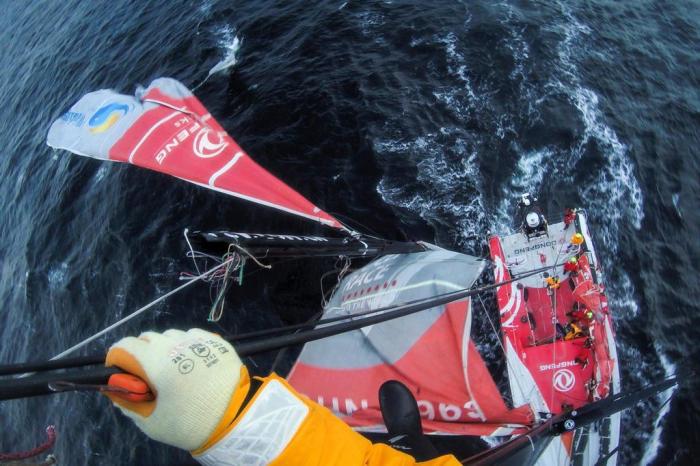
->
287;249;533;436
572;279;602;312
46;78;343;230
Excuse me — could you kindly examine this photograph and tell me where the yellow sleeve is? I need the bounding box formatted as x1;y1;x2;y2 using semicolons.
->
366;443;461;466
266;376;461;466
195;372;461;466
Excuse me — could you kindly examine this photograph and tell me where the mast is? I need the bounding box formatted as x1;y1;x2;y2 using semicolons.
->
188;230;427;259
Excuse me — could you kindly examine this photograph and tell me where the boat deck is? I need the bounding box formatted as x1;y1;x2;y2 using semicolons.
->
489;211;617;416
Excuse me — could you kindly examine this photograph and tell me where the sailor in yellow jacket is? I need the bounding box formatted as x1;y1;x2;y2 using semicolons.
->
105;328;461;466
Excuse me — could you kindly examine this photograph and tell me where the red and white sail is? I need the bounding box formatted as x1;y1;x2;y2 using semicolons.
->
47;78;344;230
287;249;534;436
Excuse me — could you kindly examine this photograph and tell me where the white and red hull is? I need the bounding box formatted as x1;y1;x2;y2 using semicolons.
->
489;210;621;466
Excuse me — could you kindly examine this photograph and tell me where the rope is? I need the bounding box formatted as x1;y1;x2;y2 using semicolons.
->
550;286;558;411
208;245;240;322
49;258;236;361
477;294;528;404
320;256;351;308
183;228;201;276
231;244;271;269
0;456;56;466
0;426;55;462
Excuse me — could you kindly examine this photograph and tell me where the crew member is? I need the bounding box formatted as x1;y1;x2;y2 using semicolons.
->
585;378;599;401
574;350;589;369
563;256;579;275
104;329;460;466
571;233;584;245
563;208;576;227
567;307;594;324
567;232;584;251
545;276;561;290
564;322;584;341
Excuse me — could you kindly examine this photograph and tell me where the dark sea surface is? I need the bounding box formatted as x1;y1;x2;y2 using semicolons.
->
0;0;698;464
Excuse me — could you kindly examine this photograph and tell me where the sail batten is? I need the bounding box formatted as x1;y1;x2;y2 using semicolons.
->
47;78;344;230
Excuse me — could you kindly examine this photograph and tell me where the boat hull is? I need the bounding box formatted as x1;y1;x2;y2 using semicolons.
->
489;210;621;466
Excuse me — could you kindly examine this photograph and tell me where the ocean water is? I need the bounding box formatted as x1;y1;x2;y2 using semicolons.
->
0;0;698;464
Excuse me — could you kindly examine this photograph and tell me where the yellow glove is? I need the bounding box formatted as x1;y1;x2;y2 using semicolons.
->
105;328;243;451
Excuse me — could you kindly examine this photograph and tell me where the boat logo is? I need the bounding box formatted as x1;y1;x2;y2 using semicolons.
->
60;111;86;127
88;103;130;134
193;127;228;158
513;240;557;256
553;368;576;392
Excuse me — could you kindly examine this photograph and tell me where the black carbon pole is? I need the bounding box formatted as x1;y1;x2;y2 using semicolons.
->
0;367;120;400
0;268;543;401
0;354;106;377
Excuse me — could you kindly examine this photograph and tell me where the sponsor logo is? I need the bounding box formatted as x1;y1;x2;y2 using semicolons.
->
317;396;481;421
513;240;557;256
153;119;229;164
553;368;576;392
221;232;329;242
88;103;130;133
193;127;228;158
343;255;394;292
539;360;577;372
155;118;201;165
60;111;86;127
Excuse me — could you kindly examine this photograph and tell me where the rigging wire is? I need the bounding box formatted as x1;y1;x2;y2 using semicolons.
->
207;245;240;322
0;426;56;462
182;237;273;322
320;255;351;308
183;228;202;276
0;267;546;379
47;258;236;362
477;293;528;408
550;282;558;413
329;211;385;241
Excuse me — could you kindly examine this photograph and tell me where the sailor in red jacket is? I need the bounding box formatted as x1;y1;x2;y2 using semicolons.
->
567;307;594;325
563;208;576;228
563;256;579;275
105;328;461;466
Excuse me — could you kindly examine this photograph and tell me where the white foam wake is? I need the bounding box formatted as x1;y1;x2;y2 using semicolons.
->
493;146;555;234
192;26;243;91
554;4;644;234
640;350;677;465
374;129;487;249
208;26;242;77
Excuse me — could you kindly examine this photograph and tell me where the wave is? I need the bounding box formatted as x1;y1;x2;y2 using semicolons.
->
640;350;677;466
374;129;487;250
207;25;242;77
494;146;554;232
191;25;243;91
553;4;644;233
370;5;664;461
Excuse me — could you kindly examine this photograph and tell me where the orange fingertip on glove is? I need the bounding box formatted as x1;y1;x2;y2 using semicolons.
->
103;329;244;451
105;346;156;417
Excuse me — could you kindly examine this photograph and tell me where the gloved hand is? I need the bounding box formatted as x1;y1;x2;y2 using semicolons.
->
106;329;462;466
105;328;244;451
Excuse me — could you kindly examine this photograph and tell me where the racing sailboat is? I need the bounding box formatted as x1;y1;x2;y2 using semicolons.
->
488;195;620;465
0;77;674;465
